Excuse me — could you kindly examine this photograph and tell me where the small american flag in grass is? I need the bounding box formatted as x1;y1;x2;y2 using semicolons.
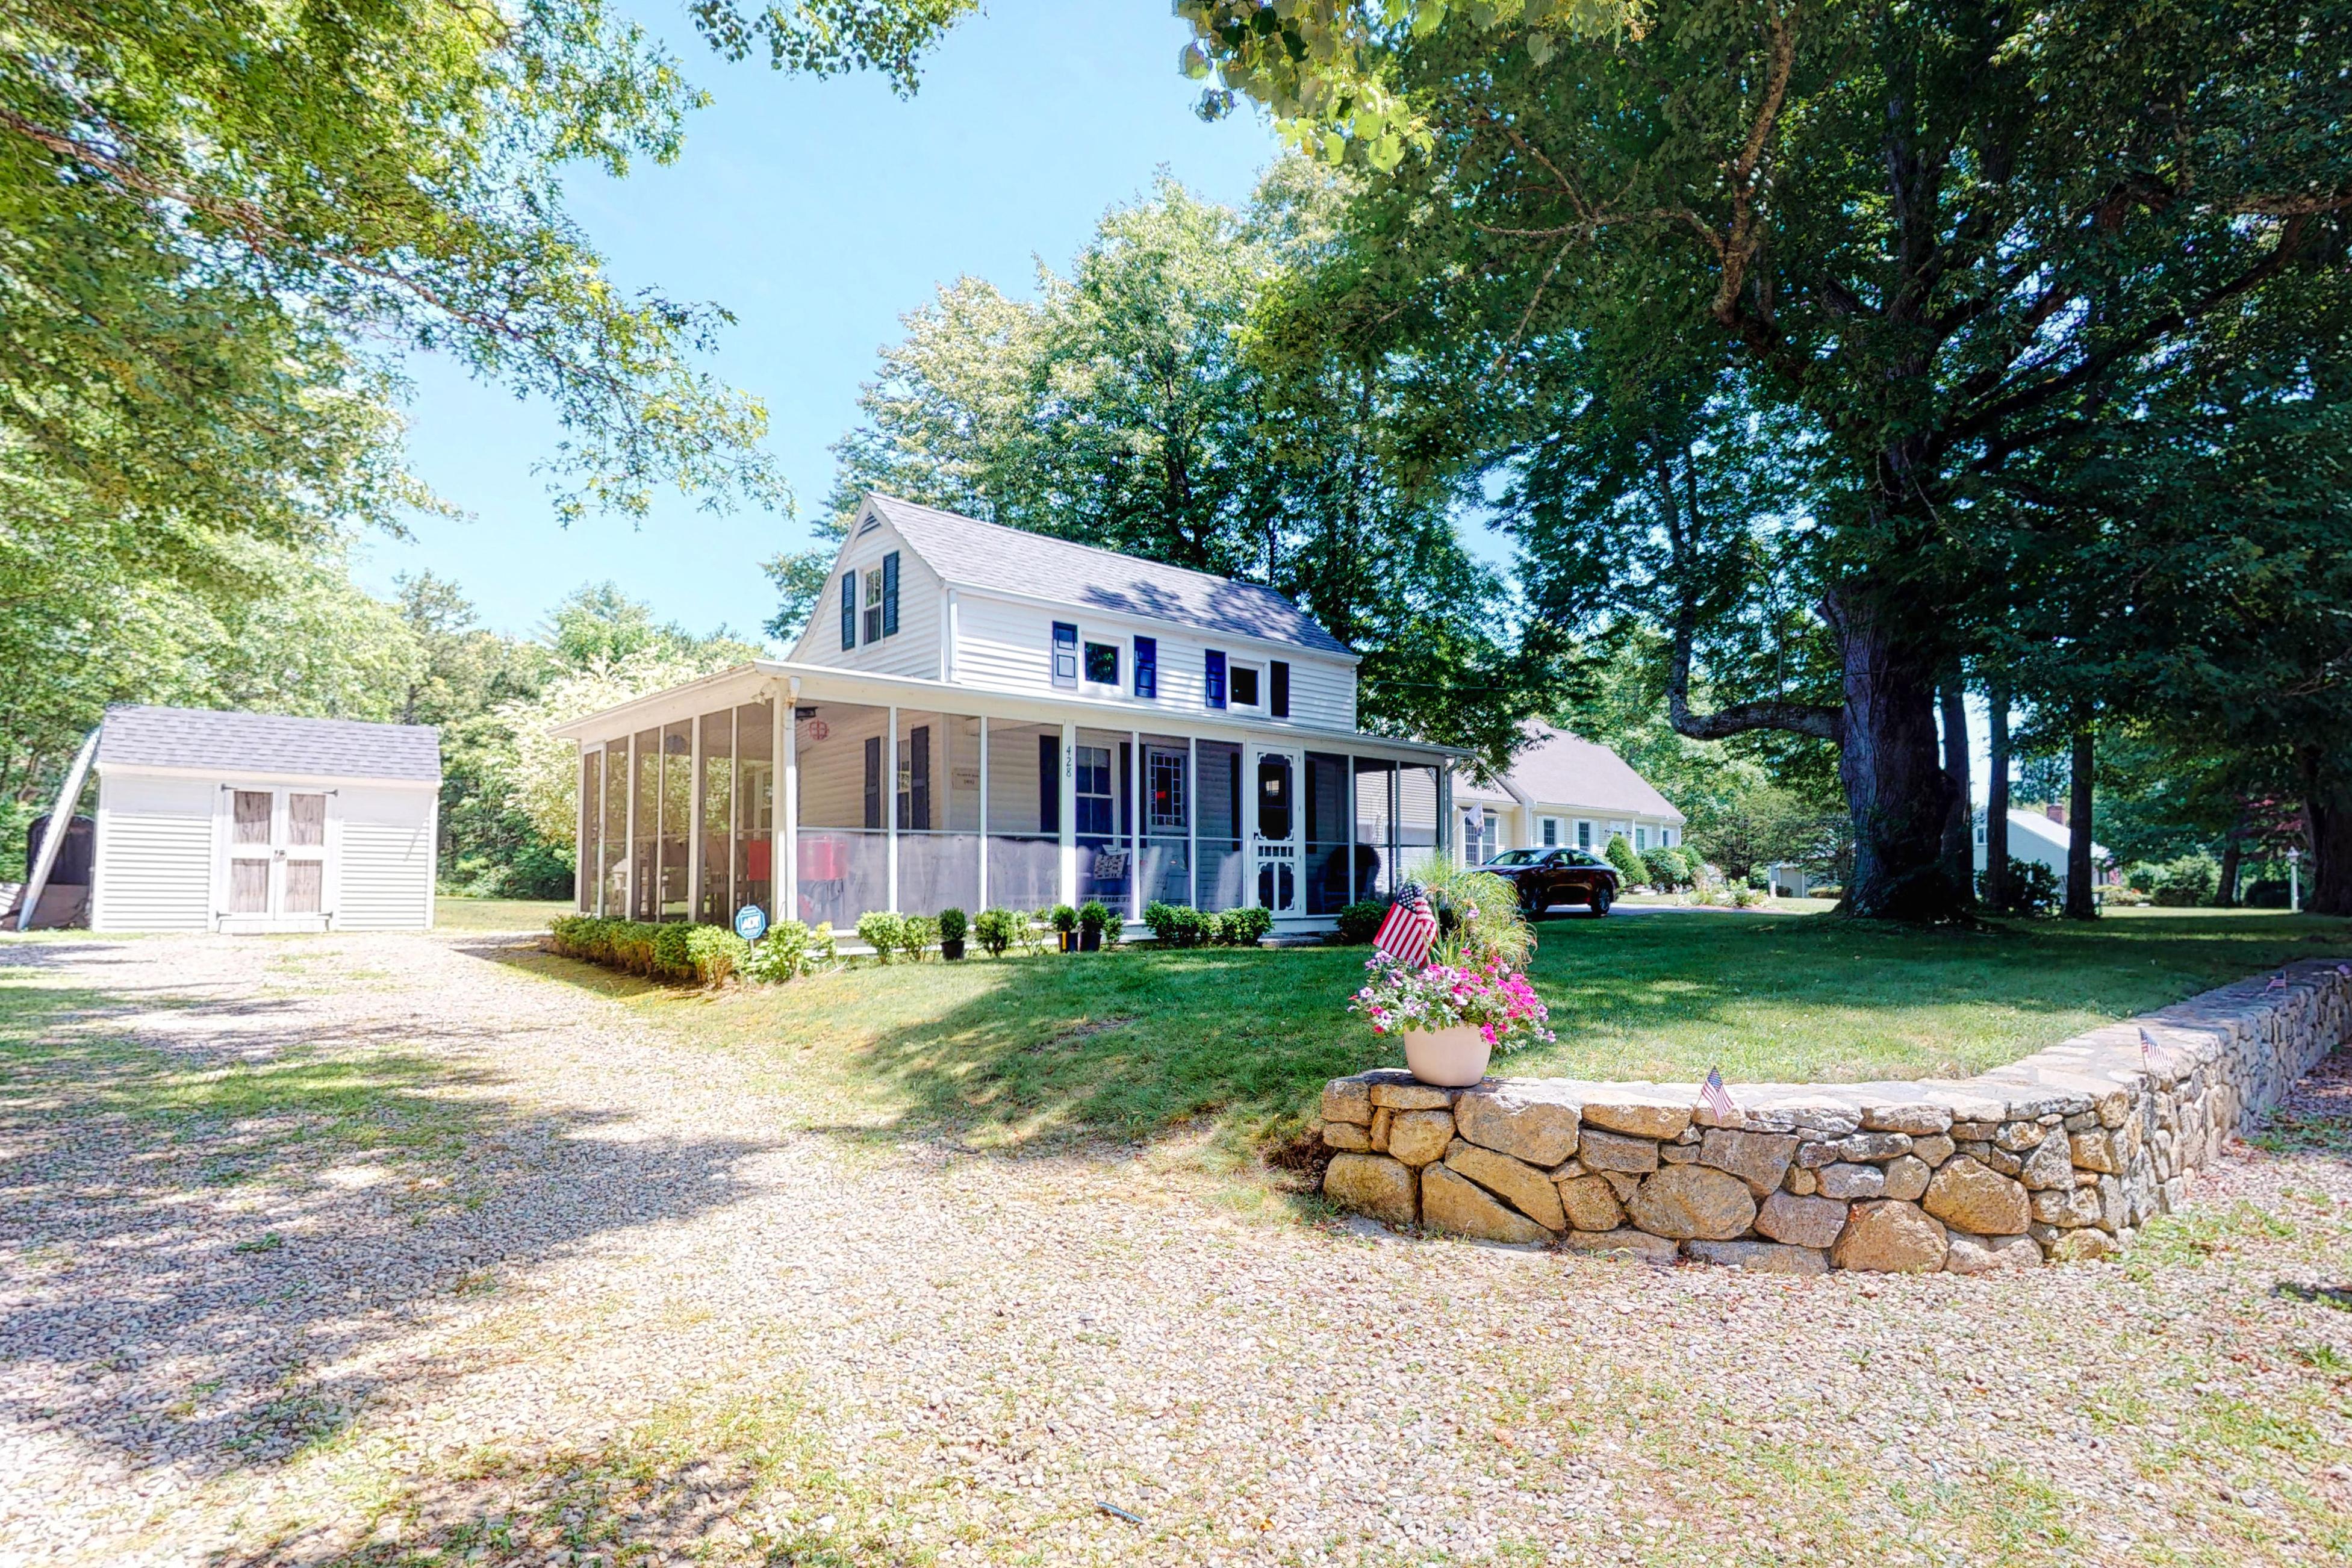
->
1374;889;1439;969
2138;1025;2160;1069
1698;1066;1737;1122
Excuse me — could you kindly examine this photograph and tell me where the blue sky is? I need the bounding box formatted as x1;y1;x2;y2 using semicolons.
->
355;2;1282;641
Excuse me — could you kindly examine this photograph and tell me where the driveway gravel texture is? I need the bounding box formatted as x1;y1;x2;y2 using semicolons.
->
1;932;2347;1567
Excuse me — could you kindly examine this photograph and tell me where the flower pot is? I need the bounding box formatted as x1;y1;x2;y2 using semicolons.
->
941;937;965;961
1078;928;1102;952
1401;1024;1493;1088
1057;930;1076;953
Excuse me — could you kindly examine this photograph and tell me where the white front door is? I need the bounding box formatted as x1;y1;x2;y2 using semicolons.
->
220;788;332;933
1249;746;1301;916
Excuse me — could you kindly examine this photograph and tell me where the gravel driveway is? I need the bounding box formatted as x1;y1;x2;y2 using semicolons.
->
2;931;2347;1567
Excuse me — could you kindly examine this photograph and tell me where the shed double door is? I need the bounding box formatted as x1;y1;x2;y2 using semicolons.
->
219;788;333;933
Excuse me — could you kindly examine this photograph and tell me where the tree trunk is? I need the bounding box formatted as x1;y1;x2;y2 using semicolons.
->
2064;724;2097;919
1824;580;1961;919
1938;677;1972;903
2215;819;2244;909
1984;676;2010;910
2299;742;2352;916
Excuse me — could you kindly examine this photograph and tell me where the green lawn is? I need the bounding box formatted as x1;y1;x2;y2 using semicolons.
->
434;897;572;932
515;906;2352;1157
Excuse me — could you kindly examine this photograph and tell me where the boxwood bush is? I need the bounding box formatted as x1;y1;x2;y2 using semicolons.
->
550;916;751;985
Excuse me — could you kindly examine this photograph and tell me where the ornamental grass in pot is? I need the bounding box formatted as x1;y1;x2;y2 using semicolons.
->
1346;860;1553;1087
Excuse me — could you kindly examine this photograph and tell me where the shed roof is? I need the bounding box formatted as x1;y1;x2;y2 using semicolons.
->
1501;725;1685;824
865;493;1355;657
97;706;441;782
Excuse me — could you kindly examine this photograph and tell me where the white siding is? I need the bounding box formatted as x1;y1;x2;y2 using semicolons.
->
951;591;1358;731
92;773;215;931
332;785;435;930
790;518;944;679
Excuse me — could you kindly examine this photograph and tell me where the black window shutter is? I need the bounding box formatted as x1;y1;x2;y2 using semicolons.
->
1038;733;1059;832
909;724;930;830
840;571;857;650
1271;661;1290;718
1051;621;1078;688
882;551;900;636
863;736;882;829
1205;650;1226;709
1119;742;1132;839
1134;635;1157;698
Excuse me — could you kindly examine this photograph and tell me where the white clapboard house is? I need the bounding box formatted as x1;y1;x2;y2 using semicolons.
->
1452;724;1687;865
552;494;1461;933
86;706;441;932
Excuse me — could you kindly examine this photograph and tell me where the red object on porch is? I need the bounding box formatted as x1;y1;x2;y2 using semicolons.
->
745;839;771;879
798;836;848;880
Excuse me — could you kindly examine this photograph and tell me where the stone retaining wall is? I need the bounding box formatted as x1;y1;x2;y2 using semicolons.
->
1316;959;2351;1273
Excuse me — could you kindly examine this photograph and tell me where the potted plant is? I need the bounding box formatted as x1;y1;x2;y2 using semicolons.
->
1049;903;1079;953
1075;900;1112;952
938;907;968;960
1345;860;1552;1086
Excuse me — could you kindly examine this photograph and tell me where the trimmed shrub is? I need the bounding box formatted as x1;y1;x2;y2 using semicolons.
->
898;915;938;960
1142;900;1212;947
972;906;1022;957
2142;853;2221;907
936;907;967;944
856;910;907;960
748;919;811;983
1604;833;1651;888
1218;907;1275;945
1334;899;1389;945
1980;857;2059;916
1048;903;1079;935
549;915;748;985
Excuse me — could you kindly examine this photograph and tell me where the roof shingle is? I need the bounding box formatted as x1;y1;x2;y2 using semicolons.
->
97;706;441;782
865;493;1354;656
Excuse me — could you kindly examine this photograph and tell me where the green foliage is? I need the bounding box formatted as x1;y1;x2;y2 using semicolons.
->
1048;904;1079;935
1603;833;1649;889
1075;900;1113;937
971;907;1022;958
747;919;818;983
1401;855;1533;969
855;911;907;961
1685;782;1851;886
898;915;938;960
936;907;967;943
1142;901;1215;948
1980;859;2060;918
1334;900;1390;944
2131;854;2223;909
1645;845;1693;891
1218;907;1275;947
549;916;748;984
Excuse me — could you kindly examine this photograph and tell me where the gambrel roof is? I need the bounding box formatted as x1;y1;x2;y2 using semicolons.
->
862;493;1355;657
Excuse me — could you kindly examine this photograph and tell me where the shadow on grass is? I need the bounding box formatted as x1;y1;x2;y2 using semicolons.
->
0;963;771;1482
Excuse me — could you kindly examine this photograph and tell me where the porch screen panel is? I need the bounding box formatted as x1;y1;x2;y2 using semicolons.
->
1195;740;1244;912
733;701;774;925
895;709;979;918
1075;728;1131;910
697;708;733;924
1398;762;1439;877
1140;735;1190;909
984;721;1060;912
577;750;600;913
632;728;659;919
600;742;627;916
791;700;886;929
659;721;692;919
1304;753;1352;915
1352;759;1396;901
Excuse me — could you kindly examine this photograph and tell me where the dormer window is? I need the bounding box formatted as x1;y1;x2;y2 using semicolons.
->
862;568;885;644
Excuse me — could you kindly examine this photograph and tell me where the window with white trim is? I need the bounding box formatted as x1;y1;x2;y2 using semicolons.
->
1541;818;1558;847
1228;661;1263;711
1575;820;1593;850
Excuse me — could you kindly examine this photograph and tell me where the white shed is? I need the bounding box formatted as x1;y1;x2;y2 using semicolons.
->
88;706;441;933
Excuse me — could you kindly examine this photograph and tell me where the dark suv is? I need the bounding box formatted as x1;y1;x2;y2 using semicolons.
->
1475;847;1620;918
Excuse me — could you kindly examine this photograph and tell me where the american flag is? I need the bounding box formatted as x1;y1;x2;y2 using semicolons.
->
1698;1066;1737;1122
1374;889;1439;969
2267;974;2289;990
2138;1025;2160;1070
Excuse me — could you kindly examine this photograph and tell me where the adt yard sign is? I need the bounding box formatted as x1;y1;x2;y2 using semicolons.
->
733;904;768;942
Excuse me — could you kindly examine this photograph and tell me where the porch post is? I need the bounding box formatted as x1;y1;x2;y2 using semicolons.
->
1345;754;1356;904
1129;727;1142;924
1186;736;1198;910
594;744;608;916
887;703;900;913
782;677;799;926
1438;761;1455;865
977;715;990;909
623;733;637;919
687;718;703;922
1059;721;1078;909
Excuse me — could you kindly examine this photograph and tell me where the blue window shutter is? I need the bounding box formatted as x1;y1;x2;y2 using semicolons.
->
1038;733;1059;832
1051;621;1078;688
840;571;857;650
882;551;900;636
1205;650;1227;709
1134;635;1157;698
1271;660;1290;718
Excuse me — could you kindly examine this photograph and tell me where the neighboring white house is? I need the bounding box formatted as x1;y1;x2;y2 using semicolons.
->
552;494;1463;933
1974;806;2108;883
1454;724;1687;866
88;706;441;933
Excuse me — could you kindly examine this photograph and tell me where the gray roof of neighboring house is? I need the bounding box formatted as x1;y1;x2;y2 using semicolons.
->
865;493;1355;656
1500;724;1685;823
97;706;441;782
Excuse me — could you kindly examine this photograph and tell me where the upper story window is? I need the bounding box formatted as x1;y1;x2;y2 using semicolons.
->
850;550;900;647
1083;640;1119;686
862;568;885;644
1229;661;1262;711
